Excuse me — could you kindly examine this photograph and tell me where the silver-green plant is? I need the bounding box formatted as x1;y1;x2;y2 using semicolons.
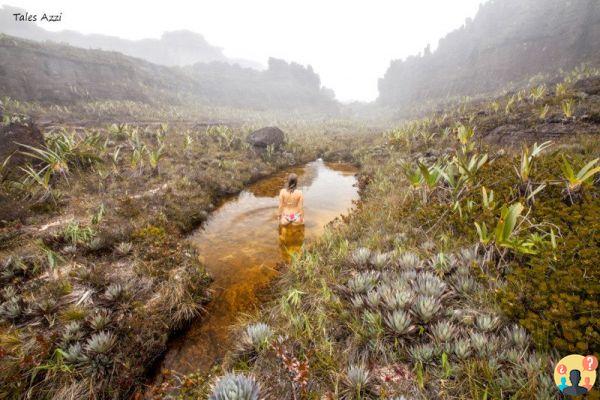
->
475;314;499;332
88;309;111;331
431;321;456;343
413;295;441;323
84;331;116;354
344;364;371;398
453;338;472;360
397;252;421;269
409;343;435;364
209;373;260;400
62;322;84;343
347;271;380;294
414;273;446;297
62;342;87;364
504;324;529;349
384;309;414;335
350;247;371;267
245;323;273;350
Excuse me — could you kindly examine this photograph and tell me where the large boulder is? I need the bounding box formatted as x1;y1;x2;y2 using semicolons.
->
573;77;600;96
246;126;285;149
0;121;45;169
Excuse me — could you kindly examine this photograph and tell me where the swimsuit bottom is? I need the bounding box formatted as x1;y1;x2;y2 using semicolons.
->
285;212;301;223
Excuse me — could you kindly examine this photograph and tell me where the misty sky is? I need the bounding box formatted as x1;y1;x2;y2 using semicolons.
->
2;0;485;102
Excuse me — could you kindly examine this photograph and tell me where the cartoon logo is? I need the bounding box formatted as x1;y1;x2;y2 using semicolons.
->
554;354;598;396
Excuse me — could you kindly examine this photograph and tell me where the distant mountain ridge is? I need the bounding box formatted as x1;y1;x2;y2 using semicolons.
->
0;34;338;113
378;0;600;108
0;5;263;69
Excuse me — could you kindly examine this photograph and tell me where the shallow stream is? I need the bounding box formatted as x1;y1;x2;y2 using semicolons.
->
155;159;359;376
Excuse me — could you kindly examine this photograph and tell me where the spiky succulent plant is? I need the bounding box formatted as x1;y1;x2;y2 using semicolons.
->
501;348;525;364
103;283;129;303
0;297;22;321
365;289;382;309
1;285;17;300
1;256;33;280
397;252;421;269
399;269;418;283
451;275;478;295
116;242;133;255
245;323;273;350
384;309;414;335
470;332;490;356
504;324;529;348
453;338;471;360
459;246;478;264
34;297;57;316
412;295;441;323
84;331;116;354
62;342;87;364
371;252;391;269
475;314;499;332
431;321;456;343
522;352;544;375
350;247;372;267
347;271;380;294
362;310;384;337
380;286;412;310
88;309;111;331
429;252;455;274
409;343;435;364
414;273;446;297
535;375;556;400
344;364;371;394
209;373;260;400
351;294;365;309
62;322;85;343
87;237;105;251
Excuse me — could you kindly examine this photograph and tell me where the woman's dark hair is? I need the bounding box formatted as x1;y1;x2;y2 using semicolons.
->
287;173;298;192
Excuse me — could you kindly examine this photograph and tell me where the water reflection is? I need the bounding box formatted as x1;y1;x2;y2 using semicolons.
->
156;159;358;376
279;223;305;263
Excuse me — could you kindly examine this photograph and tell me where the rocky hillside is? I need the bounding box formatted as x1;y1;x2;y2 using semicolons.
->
0;35;338;113
0;5;262;69
378;0;600;109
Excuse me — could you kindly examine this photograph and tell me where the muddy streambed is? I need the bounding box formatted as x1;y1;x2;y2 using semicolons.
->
153;159;359;378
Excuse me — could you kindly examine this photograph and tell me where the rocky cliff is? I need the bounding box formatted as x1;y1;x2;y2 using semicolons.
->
0;35;338;113
0;5;263;70
378;0;600;108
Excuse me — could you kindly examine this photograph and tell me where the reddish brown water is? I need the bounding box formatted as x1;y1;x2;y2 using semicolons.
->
156;160;358;376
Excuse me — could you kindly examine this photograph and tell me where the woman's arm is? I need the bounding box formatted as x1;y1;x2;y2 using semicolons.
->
277;190;284;217
298;192;304;215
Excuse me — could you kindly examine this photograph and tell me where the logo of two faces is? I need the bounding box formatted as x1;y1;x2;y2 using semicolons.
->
554;354;598;396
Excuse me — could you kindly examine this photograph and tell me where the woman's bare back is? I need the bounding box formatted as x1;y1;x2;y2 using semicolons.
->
279;189;304;225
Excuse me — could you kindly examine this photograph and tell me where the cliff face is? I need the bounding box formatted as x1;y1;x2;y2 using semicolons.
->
0;35;337;112
0;35;200;105
0;5;263;70
378;0;600;107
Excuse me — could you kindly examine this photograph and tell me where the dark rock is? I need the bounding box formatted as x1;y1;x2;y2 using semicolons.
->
573;77;600;96
0;121;44;170
246;126;285;149
485;124;525;144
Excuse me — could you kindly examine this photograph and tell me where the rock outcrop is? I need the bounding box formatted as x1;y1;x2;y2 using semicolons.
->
0;120;44;169
378;0;600;110
246;127;285;149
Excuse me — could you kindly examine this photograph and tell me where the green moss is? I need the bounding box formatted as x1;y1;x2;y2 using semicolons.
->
498;178;600;354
